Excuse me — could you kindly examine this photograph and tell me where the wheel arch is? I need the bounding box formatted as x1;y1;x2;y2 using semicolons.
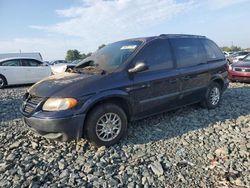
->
210;75;224;89
81;91;133;122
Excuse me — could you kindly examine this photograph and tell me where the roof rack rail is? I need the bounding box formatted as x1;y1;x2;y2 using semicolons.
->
159;34;206;38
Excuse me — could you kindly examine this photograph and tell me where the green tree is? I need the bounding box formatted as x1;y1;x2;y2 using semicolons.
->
80;52;92;60
65;49;81;61
221;46;231;52
230;45;241;52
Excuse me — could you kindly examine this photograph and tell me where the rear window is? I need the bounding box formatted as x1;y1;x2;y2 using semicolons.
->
170;38;206;68
0;60;20;66
201;39;224;61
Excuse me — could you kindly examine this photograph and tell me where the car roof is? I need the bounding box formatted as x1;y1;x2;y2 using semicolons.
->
119;34;206;43
0;57;43;63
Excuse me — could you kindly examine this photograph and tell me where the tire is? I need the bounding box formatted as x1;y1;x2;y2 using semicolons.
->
0;75;7;89
84;103;127;147
201;82;222;109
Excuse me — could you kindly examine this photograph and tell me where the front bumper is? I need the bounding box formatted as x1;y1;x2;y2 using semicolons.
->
228;71;250;82
23;114;86;141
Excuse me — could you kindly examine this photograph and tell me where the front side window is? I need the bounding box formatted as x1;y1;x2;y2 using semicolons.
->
133;39;174;71
76;40;142;72
28;60;40;66
201;39;224;61
171;38;206;68
244;54;250;61
1;60;20;66
21;60;29;66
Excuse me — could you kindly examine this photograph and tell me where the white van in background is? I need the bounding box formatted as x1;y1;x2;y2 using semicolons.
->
0;52;43;61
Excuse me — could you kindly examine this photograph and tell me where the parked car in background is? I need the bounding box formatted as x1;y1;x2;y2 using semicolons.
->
231;51;249;63
49;60;69;65
228;53;250;82
51;59;82;74
223;51;233;64
20;34;228;146
0;57;51;89
0;52;43;61
223;51;232;57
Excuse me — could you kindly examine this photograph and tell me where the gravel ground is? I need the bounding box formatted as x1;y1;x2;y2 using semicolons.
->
0;83;250;188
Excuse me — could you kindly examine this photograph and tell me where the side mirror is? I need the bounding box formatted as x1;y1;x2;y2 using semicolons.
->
128;62;148;73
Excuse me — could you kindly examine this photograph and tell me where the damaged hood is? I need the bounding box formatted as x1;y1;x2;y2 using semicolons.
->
28;72;100;98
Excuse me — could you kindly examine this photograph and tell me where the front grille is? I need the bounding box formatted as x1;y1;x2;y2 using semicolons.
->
23;94;44;114
23;105;34;113
234;67;250;72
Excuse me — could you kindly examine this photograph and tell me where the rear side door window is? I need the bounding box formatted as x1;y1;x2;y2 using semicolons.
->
21;59;41;66
133;39;174;71
201;39;224;61
170;38;206;68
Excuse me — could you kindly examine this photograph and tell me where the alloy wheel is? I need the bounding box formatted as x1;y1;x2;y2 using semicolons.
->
210;87;220;106
95;113;122;142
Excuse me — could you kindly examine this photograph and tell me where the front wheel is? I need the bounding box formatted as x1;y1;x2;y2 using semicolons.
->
201;82;222;109
0;75;7;89
84;103;127;147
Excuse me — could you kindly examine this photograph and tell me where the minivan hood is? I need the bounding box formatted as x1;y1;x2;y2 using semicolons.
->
28;72;97;98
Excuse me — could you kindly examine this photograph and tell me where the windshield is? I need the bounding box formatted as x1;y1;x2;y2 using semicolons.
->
76;40;142;72
244;54;250;61
71;59;82;64
238;52;249;56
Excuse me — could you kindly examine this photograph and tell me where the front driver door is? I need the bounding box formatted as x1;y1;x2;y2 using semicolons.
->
129;38;181;119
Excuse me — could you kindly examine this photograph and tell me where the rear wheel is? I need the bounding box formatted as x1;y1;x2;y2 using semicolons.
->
0;75;7;89
201;82;222;109
84;103;127;147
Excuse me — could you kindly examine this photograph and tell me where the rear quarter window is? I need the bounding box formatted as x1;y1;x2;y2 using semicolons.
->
0;60;20;66
170;38;206;68
201;39;224;61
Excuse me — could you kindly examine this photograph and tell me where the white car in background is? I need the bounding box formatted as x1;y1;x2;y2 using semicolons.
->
223;51;232;57
51;59;82;74
0;57;51;89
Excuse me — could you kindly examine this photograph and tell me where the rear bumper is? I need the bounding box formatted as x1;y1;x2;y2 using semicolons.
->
23;114;86;141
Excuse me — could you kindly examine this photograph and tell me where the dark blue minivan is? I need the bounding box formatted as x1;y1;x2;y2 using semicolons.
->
20;34;229;146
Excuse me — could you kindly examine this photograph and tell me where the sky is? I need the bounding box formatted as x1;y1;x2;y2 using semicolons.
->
0;0;250;60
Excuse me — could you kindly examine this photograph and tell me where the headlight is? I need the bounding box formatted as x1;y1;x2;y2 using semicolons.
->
228;65;232;71
42;98;78;111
